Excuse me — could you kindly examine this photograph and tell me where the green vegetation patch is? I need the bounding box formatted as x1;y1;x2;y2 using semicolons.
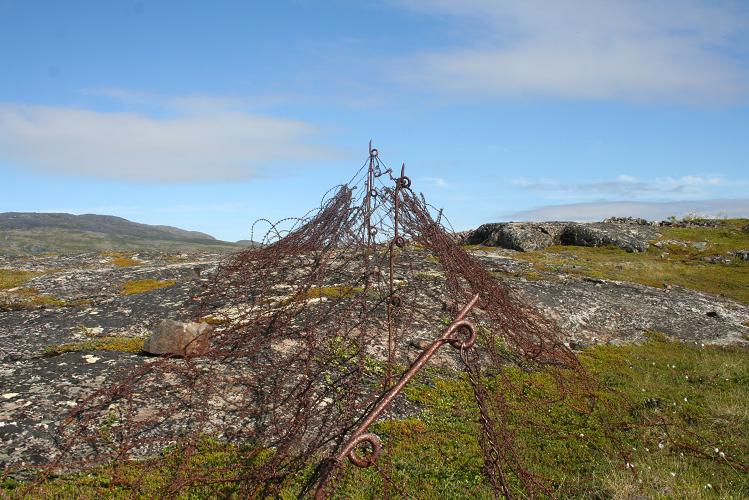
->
102;251;140;268
121;279;177;295
8;339;748;498
462;244;502;253
489;268;543;282
265;285;367;307
305;285;364;299
1;438;275;498
659;219;749;255
0;268;42;289
466;219;749;303
512;221;749;303
0;287;67;311
337;337;749;498
42;336;145;356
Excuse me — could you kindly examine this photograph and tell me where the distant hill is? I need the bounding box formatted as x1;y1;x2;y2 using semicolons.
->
0;212;244;255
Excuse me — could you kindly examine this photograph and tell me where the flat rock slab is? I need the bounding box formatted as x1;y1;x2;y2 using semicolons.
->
0;253;220;363
0;350;142;471
476;252;749;346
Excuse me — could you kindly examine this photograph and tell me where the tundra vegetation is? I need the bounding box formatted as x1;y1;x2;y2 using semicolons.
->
478;218;749;305
0;268;70;311
121;278;177;295
1;219;747;498
2;336;746;498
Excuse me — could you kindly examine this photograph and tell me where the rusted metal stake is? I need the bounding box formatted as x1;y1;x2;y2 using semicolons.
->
314;293;481;499
385;163;411;386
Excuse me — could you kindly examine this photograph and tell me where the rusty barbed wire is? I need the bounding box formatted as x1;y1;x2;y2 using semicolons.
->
8;143;746;499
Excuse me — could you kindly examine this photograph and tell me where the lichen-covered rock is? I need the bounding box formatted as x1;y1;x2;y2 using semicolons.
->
560;223;660;252
143;319;212;356
603;217;652;225
733;250;749;261
465;222;567;251
466;221;660;253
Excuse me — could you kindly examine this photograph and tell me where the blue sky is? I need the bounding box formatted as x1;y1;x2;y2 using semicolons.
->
1;0;748;241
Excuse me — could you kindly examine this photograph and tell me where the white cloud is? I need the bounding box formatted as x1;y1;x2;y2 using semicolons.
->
0;102;334;182
83;87;257;113
504;199;749;222
421;176;451;188
512;174;730;200
394;0;749;102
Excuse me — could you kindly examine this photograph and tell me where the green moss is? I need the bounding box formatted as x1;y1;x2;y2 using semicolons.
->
198;315;229;326
425;254;440;264
42;336;145;356
462;244;500;253
0;287;67;311
383;338;749;498
336;338;749;497
305;285;364;299
0;269;42;289
2;438;275;498
121;279;177;295
414;271;443;281
164;254;190;263
489;268;545;282
102;251;140;267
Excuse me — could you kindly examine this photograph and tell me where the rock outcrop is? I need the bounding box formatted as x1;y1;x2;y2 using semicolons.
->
733;250;749;261
465;221;660;252
143;319;212;356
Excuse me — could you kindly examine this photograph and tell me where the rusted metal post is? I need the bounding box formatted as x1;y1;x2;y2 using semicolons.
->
359;142;378;388
385;163;411;386
314;293;481;499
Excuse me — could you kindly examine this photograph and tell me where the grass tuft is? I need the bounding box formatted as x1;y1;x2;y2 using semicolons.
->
0;287;67;311
305;286;363;299
0;269;43;289
42;336;145;356
121;279;177;295
101;251;140;267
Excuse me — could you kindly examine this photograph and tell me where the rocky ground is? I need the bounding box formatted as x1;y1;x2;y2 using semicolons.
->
1;233;748;473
